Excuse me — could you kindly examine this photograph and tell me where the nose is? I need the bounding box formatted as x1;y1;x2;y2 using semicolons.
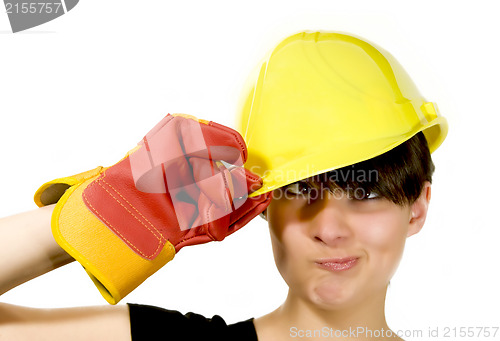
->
304;190;353;246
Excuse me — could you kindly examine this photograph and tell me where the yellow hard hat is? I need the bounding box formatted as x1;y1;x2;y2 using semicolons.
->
236;31;448;197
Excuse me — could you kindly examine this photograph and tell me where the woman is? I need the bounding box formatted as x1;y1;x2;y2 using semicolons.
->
0;31;447;340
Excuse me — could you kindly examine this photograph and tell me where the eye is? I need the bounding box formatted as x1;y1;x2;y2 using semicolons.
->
285;181;312;195
365;192;379;200
348;189;380;201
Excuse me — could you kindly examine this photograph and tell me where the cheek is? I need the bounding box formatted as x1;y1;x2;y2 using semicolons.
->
267;192;303;245
267;197;305;279
268;224;309;293
355;207;410;275
267;199;288;271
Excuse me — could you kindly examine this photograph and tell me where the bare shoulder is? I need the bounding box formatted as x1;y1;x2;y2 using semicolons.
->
0;303;131;341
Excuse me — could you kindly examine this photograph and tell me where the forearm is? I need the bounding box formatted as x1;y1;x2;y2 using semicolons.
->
0;205;74;295
0;302;131;341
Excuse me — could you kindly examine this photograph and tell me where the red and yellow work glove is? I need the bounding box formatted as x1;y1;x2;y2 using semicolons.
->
34;113;272;304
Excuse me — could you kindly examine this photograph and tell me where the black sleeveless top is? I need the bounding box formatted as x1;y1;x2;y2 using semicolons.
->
128;303;258;341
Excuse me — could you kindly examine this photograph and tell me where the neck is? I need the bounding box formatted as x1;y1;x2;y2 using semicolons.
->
256;286;400;341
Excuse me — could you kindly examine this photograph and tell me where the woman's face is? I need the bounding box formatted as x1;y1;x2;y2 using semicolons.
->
264;181;430;310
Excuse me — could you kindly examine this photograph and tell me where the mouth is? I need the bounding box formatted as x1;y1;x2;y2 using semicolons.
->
315;257;360;272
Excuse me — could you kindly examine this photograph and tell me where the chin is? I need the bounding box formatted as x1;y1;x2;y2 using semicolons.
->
308;281;359;309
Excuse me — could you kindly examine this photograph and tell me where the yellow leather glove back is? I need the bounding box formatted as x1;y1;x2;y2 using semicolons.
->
34;166;176;304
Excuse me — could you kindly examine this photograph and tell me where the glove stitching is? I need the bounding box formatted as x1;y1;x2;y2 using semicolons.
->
84;173;165;259
100;174;166;241
83;189;158;259
96;176;165;258
211;123;246;159
205;203;217;241
246;173;258;181
99;176;165;242
244;172;262;193
219;167;231;212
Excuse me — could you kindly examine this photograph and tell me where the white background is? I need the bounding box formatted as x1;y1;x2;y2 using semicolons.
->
1;1;499;340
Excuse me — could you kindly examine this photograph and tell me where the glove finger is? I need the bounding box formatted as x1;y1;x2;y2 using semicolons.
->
189;159;264;212
226;191;273;236
198;193;231;241
184;163;271;242
225;166;263;200
132;114;247;195
189;157;234;212
243;167;264;195
133;113;216;184
142;113;209;142
172;201;198;232
178;117;247;166
200;121;247;165
130;114;194;193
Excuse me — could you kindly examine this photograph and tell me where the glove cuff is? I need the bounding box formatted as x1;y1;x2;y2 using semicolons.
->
36;169;176;304
34;167;104;207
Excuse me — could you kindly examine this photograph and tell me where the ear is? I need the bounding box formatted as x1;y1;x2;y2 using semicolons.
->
407;181;431;237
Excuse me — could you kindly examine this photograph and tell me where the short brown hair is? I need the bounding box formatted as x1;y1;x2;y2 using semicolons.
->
284;132;435;206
